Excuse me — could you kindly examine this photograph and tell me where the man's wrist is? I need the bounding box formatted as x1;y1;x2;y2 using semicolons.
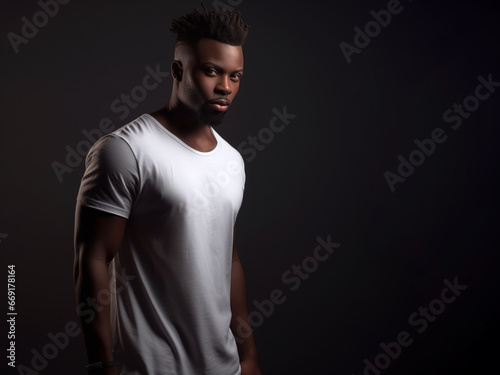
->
239;346;259;362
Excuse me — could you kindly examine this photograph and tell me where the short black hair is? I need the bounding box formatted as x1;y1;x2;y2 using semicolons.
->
171;6;250;47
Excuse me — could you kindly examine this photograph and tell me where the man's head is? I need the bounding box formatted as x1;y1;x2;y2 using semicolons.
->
169;8;250;126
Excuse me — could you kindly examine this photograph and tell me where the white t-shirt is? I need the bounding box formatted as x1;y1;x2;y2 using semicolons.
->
76;113;245;375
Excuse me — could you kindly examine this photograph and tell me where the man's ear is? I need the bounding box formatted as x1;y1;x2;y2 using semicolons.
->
171;60;183;82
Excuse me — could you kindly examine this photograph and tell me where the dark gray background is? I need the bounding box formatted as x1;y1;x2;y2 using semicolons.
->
1;0;499;374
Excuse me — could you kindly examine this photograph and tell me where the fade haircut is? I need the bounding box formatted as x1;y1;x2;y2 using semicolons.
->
170;6;250;47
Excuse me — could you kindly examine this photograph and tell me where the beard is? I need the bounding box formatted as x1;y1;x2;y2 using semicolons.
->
180;84;229;127
198;104;228;127
176;100;228;127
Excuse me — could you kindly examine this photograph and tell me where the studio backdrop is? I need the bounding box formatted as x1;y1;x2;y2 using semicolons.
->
1;0;499;374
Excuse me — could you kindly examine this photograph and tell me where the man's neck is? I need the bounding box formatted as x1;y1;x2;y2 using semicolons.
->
149;100;217;152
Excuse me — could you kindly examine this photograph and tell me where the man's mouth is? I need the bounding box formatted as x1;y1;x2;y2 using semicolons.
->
207;99;230;112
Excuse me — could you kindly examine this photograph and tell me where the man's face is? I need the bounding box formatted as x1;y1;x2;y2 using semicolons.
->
176;38;244;126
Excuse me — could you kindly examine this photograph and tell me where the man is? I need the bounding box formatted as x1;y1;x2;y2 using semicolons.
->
73;7;261;375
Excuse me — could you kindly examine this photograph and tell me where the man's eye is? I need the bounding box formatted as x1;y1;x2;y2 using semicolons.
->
206;69;217;75
231;74;241;81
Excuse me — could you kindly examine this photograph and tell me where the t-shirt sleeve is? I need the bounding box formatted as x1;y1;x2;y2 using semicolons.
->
240;155;246;191
76;134;140;219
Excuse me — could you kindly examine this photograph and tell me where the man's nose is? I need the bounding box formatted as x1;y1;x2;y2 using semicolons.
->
215;75;231;95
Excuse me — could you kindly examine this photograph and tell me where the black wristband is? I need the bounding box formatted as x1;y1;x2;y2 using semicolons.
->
86;361;116;372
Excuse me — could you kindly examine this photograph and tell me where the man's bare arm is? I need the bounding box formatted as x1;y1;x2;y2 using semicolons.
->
73;204;127;375
230;226;262;375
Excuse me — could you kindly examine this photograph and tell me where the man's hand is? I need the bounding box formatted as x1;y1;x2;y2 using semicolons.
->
241;359;262;375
